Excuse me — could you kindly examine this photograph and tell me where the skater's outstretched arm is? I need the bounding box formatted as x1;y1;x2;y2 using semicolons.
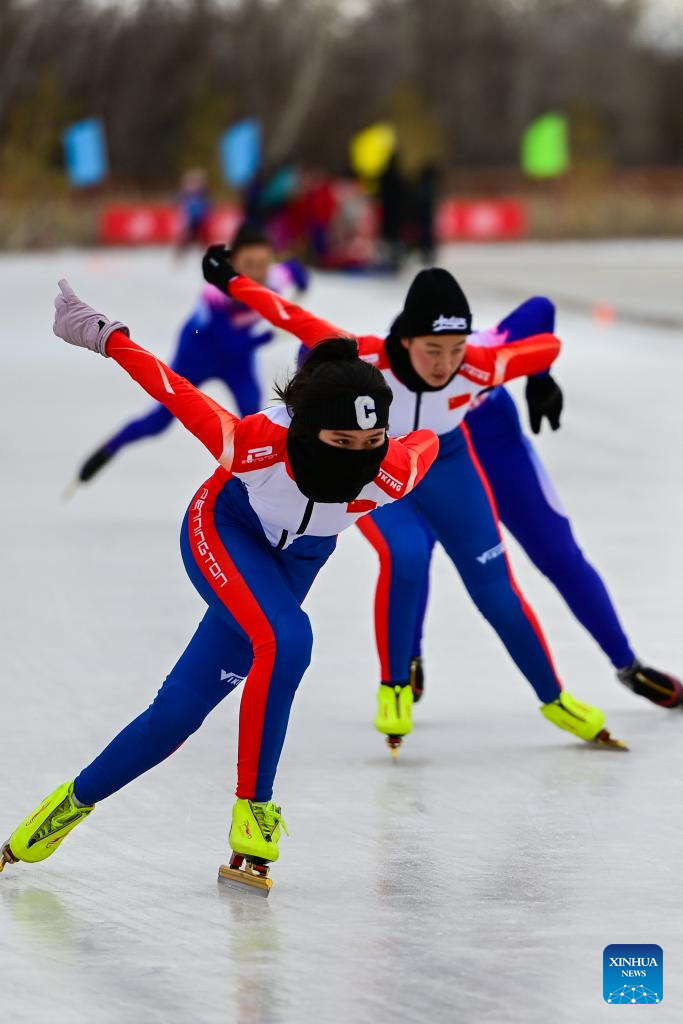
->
461;333;561;388
105;333;238;467
382;430;440;497
53;279;238;469
203;245;352;348
494;296;563;433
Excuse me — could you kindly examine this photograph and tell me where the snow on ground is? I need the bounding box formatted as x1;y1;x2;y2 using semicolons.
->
1;243;682;1023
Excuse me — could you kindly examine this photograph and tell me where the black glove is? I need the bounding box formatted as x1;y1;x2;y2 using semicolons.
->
202;244;239;292
525;374;563;434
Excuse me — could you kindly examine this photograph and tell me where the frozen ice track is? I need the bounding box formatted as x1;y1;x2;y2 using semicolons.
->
1;243;682;1023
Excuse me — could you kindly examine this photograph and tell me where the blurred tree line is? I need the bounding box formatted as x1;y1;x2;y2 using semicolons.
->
0;0;682;198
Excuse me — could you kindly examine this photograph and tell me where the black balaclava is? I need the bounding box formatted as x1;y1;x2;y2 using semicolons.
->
386;267;472;393
287;343;392;503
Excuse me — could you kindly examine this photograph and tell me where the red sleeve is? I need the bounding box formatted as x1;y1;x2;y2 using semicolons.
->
356;334;392;368
229;275;353;348
461;333;561;387
376;429;439;499
105;330;238;468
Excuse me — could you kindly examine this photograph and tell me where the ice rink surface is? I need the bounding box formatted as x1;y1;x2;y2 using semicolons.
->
1;242;682;1023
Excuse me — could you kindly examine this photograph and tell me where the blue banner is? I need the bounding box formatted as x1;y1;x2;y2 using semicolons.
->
63;118;108;187
220;119;262;187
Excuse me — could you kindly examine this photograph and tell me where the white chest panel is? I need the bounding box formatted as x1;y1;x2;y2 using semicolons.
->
384;369;482;438
233;460;389;548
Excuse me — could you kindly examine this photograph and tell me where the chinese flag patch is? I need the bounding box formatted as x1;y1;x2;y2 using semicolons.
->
449;393;471;411
347;499;378;514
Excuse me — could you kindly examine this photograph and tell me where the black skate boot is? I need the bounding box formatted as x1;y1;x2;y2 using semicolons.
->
79;444;115;483
617;660;682;708
409;657;425;703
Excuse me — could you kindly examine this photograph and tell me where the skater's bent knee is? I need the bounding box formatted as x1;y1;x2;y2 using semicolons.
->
273;607;313;675
533;542;588;581
502;295;555;337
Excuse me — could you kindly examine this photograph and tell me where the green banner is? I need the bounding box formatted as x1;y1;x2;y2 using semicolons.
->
521;113;569;179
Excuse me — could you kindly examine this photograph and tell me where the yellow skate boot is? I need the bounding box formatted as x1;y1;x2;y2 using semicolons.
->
375;683;414;759
541;691;627;750
0;781;94;872
218;799;289;896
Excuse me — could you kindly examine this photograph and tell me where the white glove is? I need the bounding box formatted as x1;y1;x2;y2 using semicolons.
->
53;279;129;357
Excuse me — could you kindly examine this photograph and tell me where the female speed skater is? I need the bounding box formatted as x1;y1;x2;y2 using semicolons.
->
0;270;438;893
400;295;682;711
72;222;309;489
200;247;627;755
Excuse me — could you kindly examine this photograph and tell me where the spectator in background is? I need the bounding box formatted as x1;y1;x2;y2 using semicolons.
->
378;154;404;272
176;168;212;253
414;163;439;265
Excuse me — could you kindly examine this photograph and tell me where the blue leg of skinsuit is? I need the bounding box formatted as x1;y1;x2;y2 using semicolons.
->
105;317;208;455
220;352;262;417
466;297;635;670
411;561;433;660
74;480;335;805
358;501;435;683
365;428;563;703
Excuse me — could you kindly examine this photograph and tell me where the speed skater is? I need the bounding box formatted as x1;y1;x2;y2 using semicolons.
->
402;295;681;711
1;268;437;893
204;249;628;756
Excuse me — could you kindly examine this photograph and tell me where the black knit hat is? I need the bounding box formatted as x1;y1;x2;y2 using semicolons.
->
231;221;271;252
291;339;392;432
395;268;472;337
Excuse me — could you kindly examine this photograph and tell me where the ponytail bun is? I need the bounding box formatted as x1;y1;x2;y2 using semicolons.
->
299;337;359;369
275;336;361;412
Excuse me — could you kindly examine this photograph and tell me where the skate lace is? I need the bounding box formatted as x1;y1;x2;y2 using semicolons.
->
252;801;289;841
31;795;83;844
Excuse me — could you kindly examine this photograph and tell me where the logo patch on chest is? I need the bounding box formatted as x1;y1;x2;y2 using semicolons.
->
246;445;274;463
448;393;471;411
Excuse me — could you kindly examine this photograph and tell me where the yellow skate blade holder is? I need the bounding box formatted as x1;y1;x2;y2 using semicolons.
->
592;728;629;751
218;854;273;897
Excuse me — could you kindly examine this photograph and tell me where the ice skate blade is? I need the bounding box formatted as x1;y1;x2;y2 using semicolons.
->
218;861;272;897
591;729;629;751
0;841;17;873
62;479;80;501
386;735;403;760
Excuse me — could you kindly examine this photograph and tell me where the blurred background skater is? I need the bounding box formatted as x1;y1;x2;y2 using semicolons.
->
387;295;682;710
412;163;439;265
215;260;627;755
378;153;404;272
72;223;309;490
1;269;438;890
175;168;212;255
244;162;301;252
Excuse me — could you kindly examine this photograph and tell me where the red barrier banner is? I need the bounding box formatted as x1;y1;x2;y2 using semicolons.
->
100;198;527;246
100;205;242;245
437;199;527;240
100;205;180;244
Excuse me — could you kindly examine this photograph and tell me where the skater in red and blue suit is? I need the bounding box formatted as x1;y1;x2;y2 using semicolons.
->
75;223;309;486
401;295;681;710
0;257;438;887
220;259;626;751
